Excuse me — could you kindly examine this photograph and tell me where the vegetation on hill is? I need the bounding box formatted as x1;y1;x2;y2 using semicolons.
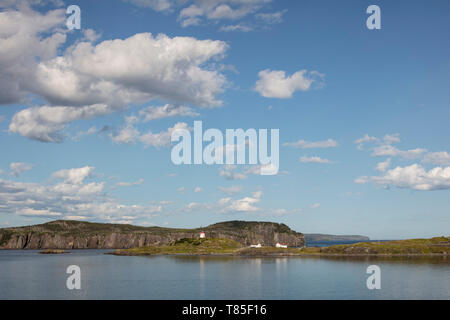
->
111;236;450;257
112;238;241;256
315;237;450;255
0;219;305;249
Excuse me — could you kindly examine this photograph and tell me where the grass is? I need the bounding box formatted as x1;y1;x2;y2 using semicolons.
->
39;249;69;254
112;238;241;256
111;236;450;257
316;237;450;255
0;230;13;246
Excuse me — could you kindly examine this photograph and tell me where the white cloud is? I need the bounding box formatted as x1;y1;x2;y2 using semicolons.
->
219;164;278;180
255;69;324;99
109;123;140;145
376;158;391;172
194;187;203;193
138;104;199;122
0;4;67;105
300;156;331;164
140;122;189;148
218;185;243;195
33;32;227;108
255;9;287;24
383;133;401;144
354;134;379;150
2;5;229;141
355;164;450;191
220;24;253;32
423;151;450;166
219;165;248;180
73;126;98;141
283;138;338;149
355;134;427;160
176;0;273;28
126;0;172;11
355;133;400;150
19;208;62;217
52;166;94;184
310;203;320;209
9;104;110;142
113;178;144;188
10;162;33;177
0;166;163;222
371;145;427;159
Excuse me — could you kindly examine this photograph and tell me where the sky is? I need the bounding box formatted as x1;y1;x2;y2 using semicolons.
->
0;0;449;239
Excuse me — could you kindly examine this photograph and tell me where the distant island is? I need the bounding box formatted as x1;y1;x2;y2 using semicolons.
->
304;234;369;242
0;220;305;249
0;220;448;257
111;236;450;257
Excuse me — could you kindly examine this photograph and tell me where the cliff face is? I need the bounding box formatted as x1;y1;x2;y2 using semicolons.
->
0;220;305;249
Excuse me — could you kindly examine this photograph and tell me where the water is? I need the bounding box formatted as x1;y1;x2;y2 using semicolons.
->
0;250;449;299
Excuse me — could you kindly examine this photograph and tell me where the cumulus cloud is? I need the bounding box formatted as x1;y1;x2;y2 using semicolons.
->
371;145;427;159
194;186;203;193
9;104;110;142
186;190;262;213
283;138;338;149
2;5;229;141
32;33;228;108
0;166;163;222
423;151;450;166
255;69;324;98
300;156;331;164
175;0;273;28
355;133;427;159
0;3;67;105
52;166;94;184
355;164;450;191
10;162;33;177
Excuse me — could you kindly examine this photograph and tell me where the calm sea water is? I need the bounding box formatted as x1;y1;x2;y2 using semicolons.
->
0;250;449;300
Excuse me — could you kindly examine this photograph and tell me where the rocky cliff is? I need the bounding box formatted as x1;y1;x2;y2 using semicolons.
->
0;220;305;249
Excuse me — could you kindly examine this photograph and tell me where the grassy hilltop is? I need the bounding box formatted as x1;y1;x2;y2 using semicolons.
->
111;236;450;257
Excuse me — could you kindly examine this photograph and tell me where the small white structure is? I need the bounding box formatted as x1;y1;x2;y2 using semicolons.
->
275;243;288;248
250;243;262;248
199;232;206;239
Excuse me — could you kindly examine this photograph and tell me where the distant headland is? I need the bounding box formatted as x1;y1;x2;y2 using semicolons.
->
0;220;448;257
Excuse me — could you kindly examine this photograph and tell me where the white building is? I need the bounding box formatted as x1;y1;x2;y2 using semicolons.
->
199;232;206;239
275;243;287;248
250;243;262;248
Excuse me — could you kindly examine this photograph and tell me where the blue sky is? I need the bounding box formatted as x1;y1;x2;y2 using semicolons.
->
0;0;449;239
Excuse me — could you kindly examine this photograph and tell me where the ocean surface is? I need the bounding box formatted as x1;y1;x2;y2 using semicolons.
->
0;249;449;299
